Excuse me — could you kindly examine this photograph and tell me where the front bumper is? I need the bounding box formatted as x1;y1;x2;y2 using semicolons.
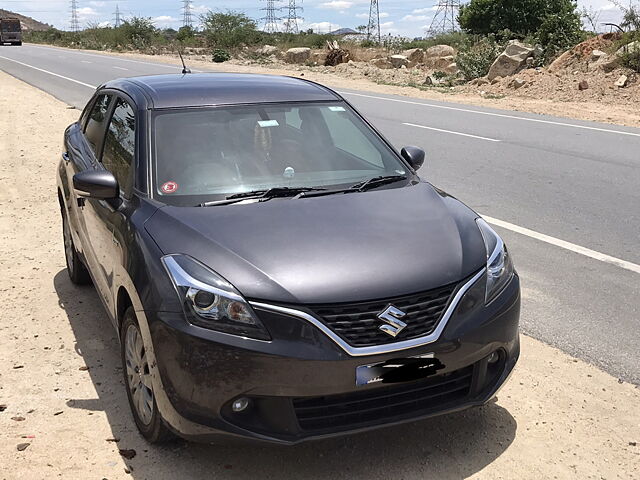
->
146;271;520;444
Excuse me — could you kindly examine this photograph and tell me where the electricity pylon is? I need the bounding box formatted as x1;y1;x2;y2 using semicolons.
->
182;0;194;28
113;4;122;28
70;0;80;32
283;0;303;34
261;0;282;34
367;0;381;43
427;0;462;36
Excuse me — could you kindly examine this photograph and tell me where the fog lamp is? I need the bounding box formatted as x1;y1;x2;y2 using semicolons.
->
232;397;250;412
487;351;500;364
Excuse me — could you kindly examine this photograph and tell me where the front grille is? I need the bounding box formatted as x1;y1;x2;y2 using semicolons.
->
308;284;457;347
293;366;473;433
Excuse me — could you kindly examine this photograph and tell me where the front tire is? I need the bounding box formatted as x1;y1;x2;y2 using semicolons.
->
120;308;174;443
61;207;91;285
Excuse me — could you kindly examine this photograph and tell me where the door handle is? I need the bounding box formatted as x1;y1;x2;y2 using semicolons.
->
62;152;71;163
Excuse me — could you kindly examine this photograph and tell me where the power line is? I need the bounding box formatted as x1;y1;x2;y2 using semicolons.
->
182;0;194;28
367;0;381;43
113;4;121;28
69;0;80;32
283;0;303;34
261;0;282;34
427;0;462;36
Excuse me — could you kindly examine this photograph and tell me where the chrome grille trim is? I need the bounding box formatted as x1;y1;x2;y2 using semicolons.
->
249;268;485;357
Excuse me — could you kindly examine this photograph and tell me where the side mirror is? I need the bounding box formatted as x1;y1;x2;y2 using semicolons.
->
73;170;119;200
401;146;426;171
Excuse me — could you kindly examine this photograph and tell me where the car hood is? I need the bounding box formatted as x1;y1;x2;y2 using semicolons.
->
145;183;486;304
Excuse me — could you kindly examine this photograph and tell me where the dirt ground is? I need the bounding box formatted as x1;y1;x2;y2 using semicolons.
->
83;47;640;129
0;70;639;479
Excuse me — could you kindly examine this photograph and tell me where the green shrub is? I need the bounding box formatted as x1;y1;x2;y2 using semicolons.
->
120;17;158;50
212;48;231;62
618;31;640;72
201;10;262;48
456;36;503;80
403;31;469;51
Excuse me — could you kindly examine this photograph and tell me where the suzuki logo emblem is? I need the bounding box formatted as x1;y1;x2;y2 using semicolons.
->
377;305;407;337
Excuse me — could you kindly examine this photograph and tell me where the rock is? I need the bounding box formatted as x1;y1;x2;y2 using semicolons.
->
616;40;640;56
491;76;503;85
426;55;456;70
510;78;526;89
17;443;30;451
615;75;628;88
119;449;137;459
257;45;278;55
578;80;589;91
285;47;311;64
488;41;535;81
11;416;25;421
370;57;393;69
591;49;607;62
311;52;327;64
443;62;459;75
389;55;409;68
425;44;456;58
0;404;7;412
403;48;424;66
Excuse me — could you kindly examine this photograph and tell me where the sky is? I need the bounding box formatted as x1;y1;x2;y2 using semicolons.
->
3;0;629;37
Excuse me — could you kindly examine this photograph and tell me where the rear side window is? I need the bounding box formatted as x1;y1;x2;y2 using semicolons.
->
102;98;135;196
84;94;112;157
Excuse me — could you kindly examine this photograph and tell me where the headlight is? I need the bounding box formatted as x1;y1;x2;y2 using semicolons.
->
161;254;270;340
476;218;514;304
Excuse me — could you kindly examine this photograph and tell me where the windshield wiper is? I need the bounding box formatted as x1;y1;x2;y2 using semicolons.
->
200;187;326;207
348;175;407;192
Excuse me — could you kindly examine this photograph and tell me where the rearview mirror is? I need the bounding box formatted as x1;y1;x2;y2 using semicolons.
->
401;146;425;171
73;170;119;200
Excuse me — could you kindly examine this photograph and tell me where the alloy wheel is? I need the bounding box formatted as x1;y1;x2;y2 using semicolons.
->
124;324;154;425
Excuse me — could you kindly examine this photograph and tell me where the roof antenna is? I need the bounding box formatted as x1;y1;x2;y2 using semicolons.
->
177;47;191;74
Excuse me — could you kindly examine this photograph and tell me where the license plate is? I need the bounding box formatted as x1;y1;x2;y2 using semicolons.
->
356;353;444;386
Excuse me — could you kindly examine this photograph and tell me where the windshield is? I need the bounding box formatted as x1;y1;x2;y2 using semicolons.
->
1;20;21;32
152;102;410;206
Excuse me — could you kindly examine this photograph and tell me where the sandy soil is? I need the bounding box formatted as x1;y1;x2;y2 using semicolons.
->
67;46;640;129
0;70;639;479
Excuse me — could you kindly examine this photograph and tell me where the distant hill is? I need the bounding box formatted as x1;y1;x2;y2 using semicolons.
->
330;28;362;36
0;9;52;31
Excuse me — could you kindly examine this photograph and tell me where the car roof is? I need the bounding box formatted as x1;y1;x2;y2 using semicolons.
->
104;73;341;109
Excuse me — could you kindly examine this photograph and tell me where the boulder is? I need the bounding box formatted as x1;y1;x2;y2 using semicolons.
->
616;40;640;56
425;55;456;70
370;57;393;69
389;55;409;68
578;80;589;91
510;78;526;89
487;41;535;81
425;44;456;58
311;52;327;65
257;45;278;55
285;47;311;64
403;48;425;66
591;49;607;62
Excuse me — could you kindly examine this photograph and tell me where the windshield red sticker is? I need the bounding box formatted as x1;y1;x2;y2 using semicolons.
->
161;181;178;194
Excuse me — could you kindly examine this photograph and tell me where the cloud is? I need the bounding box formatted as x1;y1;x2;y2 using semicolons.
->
355;11;389;19
319;1;353;10
402;14;430;22
304;21;341;33
412;7;437;14
77;7;99;17
88;1;106;7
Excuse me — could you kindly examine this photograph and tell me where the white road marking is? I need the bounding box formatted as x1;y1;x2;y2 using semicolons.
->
404;122;501;142
113;66;128;71
343;91;640;138
26;44;204;73
0;55;97;89
483;215;640;275
81;60;92;64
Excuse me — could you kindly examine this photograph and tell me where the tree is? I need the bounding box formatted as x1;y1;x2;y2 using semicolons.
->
459;0;581;37
200;10;262;48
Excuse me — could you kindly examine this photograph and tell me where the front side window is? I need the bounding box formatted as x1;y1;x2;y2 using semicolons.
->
153;102;408;206
84;94;112;157
102;98;135;196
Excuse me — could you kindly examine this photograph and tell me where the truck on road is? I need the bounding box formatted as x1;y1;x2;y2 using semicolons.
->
0;17;22;45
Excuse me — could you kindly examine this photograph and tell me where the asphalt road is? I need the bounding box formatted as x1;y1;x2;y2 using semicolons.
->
1;44;639;384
